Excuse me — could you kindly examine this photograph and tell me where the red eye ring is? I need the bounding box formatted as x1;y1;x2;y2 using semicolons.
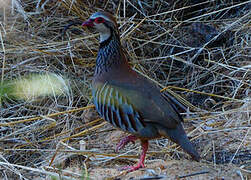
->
94;17;105;24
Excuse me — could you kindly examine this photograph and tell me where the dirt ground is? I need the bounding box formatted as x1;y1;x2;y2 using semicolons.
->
88;160;245;180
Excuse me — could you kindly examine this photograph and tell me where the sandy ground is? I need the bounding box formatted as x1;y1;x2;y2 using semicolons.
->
62;157;248;179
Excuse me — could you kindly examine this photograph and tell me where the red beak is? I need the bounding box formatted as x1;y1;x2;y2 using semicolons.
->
82;19;94;27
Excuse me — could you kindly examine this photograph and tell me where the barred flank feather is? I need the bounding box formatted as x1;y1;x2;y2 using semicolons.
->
93;83;145;133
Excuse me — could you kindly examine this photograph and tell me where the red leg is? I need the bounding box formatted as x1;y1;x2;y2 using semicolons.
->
121;140;149;172
116;135;137;152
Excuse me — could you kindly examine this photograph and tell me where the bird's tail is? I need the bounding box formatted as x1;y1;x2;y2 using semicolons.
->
158;124;200;161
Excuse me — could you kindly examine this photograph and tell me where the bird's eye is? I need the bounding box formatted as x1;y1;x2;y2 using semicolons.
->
95;17;105;24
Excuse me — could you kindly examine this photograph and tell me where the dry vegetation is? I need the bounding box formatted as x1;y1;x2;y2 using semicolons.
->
0;0;250;179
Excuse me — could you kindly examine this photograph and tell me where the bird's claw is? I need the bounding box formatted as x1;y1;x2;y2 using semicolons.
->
119;162;145;172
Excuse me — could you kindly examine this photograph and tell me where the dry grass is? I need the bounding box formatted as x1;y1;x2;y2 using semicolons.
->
0;0;250;179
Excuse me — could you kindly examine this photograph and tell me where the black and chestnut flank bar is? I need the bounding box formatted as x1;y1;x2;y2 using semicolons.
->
66;11;200;172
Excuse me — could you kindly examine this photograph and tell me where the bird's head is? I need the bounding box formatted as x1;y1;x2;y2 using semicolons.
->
82;11;119;43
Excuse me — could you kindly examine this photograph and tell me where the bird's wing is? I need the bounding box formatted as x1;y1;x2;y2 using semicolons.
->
111;77;183;129
93;72;183;133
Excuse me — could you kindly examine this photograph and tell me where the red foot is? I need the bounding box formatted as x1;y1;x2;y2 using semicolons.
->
119;140;149;172
116;135;137;152
120;161;145;172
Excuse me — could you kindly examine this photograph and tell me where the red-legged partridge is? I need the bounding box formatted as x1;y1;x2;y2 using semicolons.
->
82;11;200;172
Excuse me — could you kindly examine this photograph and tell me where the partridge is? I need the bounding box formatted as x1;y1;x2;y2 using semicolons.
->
81;11;200;171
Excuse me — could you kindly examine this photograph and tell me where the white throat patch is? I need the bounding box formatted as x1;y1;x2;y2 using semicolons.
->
100;29;111;42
